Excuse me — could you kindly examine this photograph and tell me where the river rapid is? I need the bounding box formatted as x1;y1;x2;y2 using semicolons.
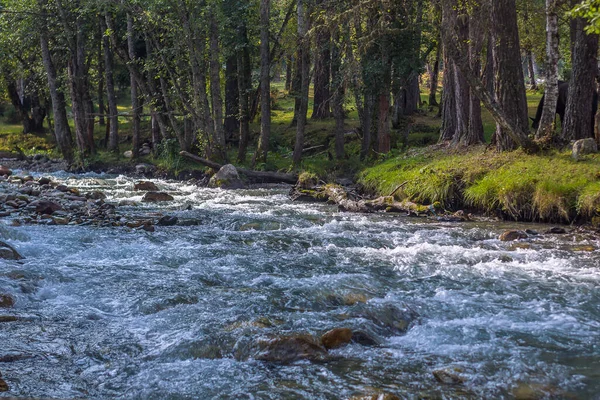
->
1;173;599;399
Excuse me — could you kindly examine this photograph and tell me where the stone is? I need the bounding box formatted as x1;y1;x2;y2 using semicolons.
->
157;216;178;226
0;241;22;260
123;150;133;158
545;226;566;234
86;191;107;200
0;376;8;392
572;138;598;160
134;181;159;191
38;177;51;185
253;335;328;363
0;316;18;323
348;393;400;400
0;295;15;308
142;192;174;202
31;200;62;215
499;230;528;241
136;163;155;175
351;330;381;346
0;166;12;177
321;328;353;350
433;368;466;385
208;164;245;189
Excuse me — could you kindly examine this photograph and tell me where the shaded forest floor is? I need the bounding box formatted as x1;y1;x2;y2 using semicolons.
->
3;84;599;224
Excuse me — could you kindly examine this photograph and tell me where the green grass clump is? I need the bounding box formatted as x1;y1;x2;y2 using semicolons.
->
360;147;600;223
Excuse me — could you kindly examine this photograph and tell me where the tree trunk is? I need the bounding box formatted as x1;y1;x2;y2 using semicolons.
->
536;0;560;140
466;4;484;145
491;0;530;151
311;25;331;119
237;25;251;163
292;0;310;166
331;34;345;160
254;0;272;166
428;43;441;107
209;8;227;161
97;17;106;127
224;56;239;143
527;51;538;91
38;0;73;163
104;17;119;153
562;10;599;141
285;55;293;92
127;14;140;158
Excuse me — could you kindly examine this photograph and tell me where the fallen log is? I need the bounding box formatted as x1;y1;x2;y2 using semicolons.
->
180;151;299;184
290;183;467;220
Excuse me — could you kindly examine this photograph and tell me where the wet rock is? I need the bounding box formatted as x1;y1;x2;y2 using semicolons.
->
0;316;18;322
0;241;22;260
253;335;328;363
38;177;51;185
0;295;15;308
512;382;563;400
134;181;159;191
363;303;416;334
572;138;598;160
55;184;69;192
208;164;245;189
136;163;155;175
31;200;62;215
433;367;466;385
141;223;155;232
525;229;539;236
0;374;8;392
119;200;139;207
157;216;178;226
351;330;382;346
86;191;107;200
142;192;174;202
0;166;12;177
321;328;353;350
545;226;567;234
499;230;528;241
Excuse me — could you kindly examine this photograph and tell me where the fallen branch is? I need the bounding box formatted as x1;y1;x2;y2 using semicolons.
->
180;151;299;184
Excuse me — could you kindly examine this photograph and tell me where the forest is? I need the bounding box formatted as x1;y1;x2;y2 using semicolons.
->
1;0;600;222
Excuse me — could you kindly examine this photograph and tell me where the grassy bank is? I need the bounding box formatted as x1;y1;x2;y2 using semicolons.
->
359;145;600;224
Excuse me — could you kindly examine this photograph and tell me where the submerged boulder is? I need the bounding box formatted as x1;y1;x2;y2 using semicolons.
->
321;328;353;350
499;230;528;241
0;294;15;308
572;138;598;160
134;181;159;191
208;164;245;189
0;241;22;260
142;192;174;202
253;335;328;363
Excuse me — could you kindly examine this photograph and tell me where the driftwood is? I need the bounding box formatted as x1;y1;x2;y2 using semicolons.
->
290;183;468;221
180;151;299;184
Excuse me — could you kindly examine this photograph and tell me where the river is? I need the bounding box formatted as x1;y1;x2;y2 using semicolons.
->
1;173;599;399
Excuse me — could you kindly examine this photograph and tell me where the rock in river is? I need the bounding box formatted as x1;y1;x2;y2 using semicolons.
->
321;328;353;350
0;166;12;177
0;241;22;260
0;294;15;308
142;192;174;202
30;200;62;215
499;230;528;241
253;335;328;363
134;181;159;191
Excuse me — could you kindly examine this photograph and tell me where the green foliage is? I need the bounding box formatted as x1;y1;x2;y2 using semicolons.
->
155;138;184;172
571;0;600;34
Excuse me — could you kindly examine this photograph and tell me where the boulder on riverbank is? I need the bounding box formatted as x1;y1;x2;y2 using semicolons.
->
134;181;159;191
208;164;245;189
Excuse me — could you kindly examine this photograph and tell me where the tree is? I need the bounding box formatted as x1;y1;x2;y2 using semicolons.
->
254;0;271;166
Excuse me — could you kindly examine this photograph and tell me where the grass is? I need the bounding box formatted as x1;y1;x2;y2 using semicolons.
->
359;146;600;223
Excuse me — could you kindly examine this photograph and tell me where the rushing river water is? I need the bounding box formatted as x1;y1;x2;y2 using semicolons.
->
1;173;600;399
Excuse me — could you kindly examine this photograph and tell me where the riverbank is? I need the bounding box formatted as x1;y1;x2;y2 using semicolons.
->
358;143;600;226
